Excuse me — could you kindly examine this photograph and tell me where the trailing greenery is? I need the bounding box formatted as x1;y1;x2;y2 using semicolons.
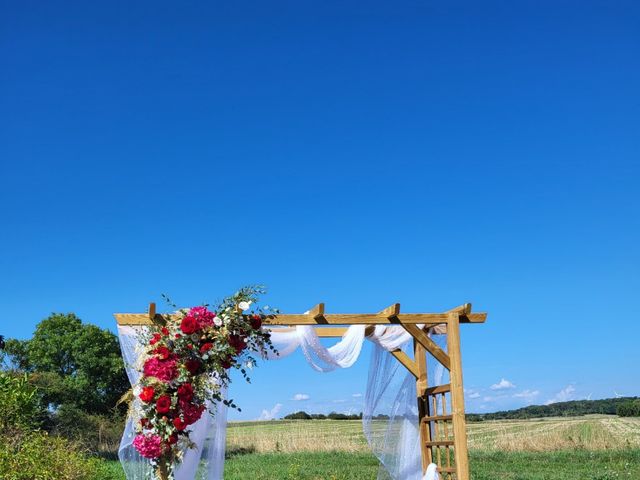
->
3;312;129;415
466;397;640;421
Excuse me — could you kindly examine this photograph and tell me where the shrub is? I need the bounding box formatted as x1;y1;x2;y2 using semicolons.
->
0;430;120;480
0;371;44;432
617;399;640;417
49;404;125;456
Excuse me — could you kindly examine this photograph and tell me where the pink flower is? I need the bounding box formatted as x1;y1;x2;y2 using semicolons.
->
143;357;178;383
133;434;166;459
188;306;216;329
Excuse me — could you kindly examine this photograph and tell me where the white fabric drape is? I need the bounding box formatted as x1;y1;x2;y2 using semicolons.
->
117;324;441;480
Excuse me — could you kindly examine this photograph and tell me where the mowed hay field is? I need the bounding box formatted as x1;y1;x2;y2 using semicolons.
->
224;416;640;479
227;415;640;453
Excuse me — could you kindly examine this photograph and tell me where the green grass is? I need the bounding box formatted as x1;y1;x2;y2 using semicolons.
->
103;449;640;479
98;416;640;479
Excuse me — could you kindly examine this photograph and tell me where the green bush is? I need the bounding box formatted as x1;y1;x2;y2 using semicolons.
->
617;399;640;417
0;371;44;432
49;405;125;456
0;431;120;480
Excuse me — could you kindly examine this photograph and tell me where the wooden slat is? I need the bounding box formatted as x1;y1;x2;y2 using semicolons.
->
437;467;458;473
425;440;455;447
425;384;451;396
422;414;453;422
414;336;431;471
114;312;487;326
403;324;451;370
447;312;470;480
389;349;419;378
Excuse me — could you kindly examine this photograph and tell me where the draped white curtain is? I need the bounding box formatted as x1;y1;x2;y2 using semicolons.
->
117;324;442;480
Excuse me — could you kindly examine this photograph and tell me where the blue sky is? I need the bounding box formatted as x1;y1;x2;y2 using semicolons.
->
1;1;638;420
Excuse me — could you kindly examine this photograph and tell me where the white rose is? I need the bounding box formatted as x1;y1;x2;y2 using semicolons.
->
214;317;223;327
238;301;251;311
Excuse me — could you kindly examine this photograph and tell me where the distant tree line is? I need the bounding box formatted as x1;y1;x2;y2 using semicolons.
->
284;411;381;420
466;397;640;422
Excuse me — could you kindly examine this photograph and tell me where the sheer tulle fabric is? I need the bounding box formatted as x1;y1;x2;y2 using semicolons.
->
117;324;441;480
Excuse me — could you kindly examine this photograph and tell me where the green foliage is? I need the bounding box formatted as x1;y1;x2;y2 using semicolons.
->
282;411;363;420
4;313;129;414
0;371;44;432
0;431;121;480
617;399;640;417
284;411;312;420
466;397;640;421
49;404;126;456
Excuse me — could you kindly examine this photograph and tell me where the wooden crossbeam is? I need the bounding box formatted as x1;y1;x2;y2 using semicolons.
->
389;349;419;378
114;311;487;326
403;324;451;370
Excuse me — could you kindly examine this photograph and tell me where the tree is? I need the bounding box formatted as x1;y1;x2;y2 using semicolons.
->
4;313;129;415
284;411;312;420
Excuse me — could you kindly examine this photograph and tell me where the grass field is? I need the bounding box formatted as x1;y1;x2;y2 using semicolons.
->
106;415;640;479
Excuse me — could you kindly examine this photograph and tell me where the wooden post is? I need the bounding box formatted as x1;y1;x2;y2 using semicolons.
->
414;337;432;471
447;311;469;480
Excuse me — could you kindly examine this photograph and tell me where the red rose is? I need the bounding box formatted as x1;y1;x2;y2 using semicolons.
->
140;418;150;428
173;417;187;431
175;334;182;339
156;395;172;414
161;327;170;336
180;316;199;334
154;346;171;360
179;399;205;425
139;386;155;403
168;433;178;444
149;333;162;345
177;383;194;401
229;334;246;354
250;314;262;330
199;342;213;354
185;359;201;374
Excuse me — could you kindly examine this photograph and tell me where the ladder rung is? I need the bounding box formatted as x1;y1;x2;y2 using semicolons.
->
425;440;454;447
424;384;450;396
437;467;457;473
423;414;453;422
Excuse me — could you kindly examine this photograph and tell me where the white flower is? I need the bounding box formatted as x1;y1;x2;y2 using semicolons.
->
238;301;251;311
214;317;223;327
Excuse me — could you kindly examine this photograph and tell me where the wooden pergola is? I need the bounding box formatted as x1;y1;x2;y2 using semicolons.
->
115;302;487;480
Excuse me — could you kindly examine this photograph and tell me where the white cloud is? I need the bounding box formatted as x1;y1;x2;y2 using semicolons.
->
513;389;540;403
258;403;282;420
490;378;516;390
292;393;310;401
545;385;575;405
352;393;363;398
483;396;496;402
465;388;481;399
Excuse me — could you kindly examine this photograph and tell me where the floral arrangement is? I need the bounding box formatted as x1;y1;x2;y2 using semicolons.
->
131;286;276;479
